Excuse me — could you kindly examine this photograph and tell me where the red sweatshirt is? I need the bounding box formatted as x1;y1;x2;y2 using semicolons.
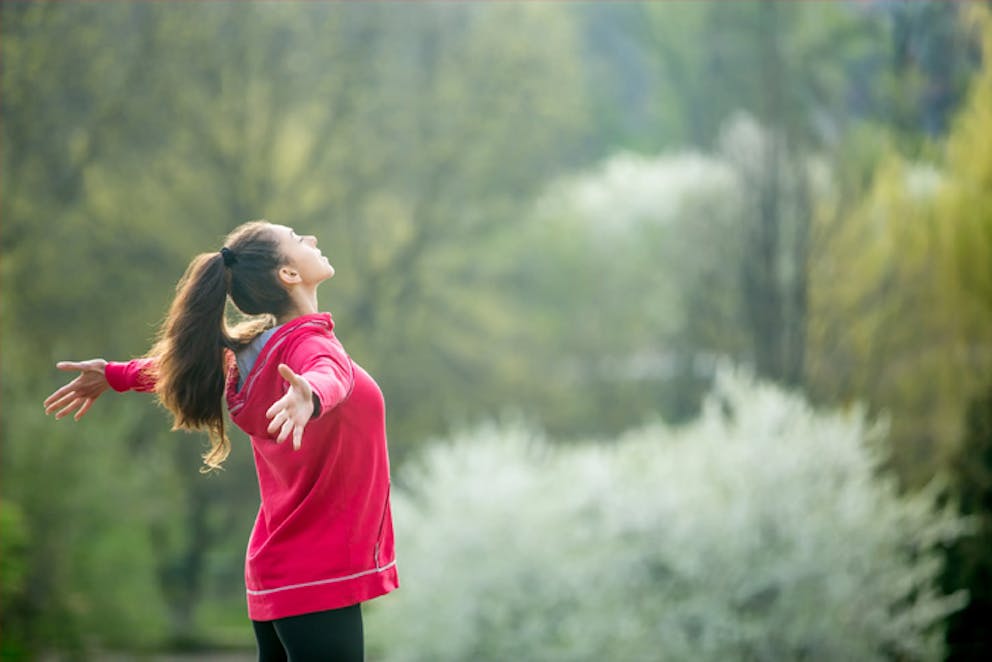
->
105;313;398;621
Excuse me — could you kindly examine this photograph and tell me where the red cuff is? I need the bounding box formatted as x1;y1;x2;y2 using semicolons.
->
105;359;156;393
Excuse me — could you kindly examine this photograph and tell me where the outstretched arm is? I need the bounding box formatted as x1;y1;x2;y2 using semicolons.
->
44;359;111;421
44;357;158;421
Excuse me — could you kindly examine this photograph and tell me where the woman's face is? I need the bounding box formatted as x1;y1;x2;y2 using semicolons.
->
272;223;335;285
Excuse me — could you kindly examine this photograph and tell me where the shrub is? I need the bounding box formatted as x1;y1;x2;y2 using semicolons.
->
368;368;968;661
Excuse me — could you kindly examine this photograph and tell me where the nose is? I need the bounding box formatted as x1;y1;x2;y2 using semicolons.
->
306;235;318;247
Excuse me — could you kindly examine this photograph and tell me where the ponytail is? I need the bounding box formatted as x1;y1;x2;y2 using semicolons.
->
149;252;233;472
148;221;291;472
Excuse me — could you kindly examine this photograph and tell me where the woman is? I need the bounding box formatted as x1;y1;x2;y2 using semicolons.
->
43;220;398;662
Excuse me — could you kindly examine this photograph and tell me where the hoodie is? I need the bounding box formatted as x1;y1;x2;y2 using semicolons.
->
105;312;398;621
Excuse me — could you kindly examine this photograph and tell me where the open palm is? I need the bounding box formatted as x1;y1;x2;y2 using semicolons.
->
43;359;110;421
265;363;315;450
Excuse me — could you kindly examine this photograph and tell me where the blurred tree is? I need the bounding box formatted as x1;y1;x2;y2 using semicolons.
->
933;6;992;657
572;0;978;394
1;2;183;652
509;147;747;435
508;113;829;438
576;1;978;154
944;386;992;661
803;5;992;651
1;0;588;653
624;1;877;388
873;0;982;139
805;2;990;486
0;500;31;659
805;156;960;486
2;0;986;655
304;2;588;455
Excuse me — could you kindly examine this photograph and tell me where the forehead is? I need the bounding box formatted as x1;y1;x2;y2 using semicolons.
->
270;224;296;238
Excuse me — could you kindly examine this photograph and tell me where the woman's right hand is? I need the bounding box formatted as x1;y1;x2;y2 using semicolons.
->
44;359;110;421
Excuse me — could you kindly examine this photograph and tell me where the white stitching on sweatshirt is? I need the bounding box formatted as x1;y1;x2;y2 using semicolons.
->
246;560;397;596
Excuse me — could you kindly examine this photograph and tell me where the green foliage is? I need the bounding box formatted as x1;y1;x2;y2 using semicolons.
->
508;111;825;434
1;0;587;653
0;501;28;602
804;10;992;653
369;369;967;661
0;384;172;654
806;5;992;488
938;5;992;329
0;0;985;655
944;384;992;659
934;7;992;657
0;500;31;659
807;156;963;485
576;1;975;155
506;146;746;435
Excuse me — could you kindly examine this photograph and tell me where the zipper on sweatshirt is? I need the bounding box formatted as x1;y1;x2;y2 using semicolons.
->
374;483;391;570
229;319;328;414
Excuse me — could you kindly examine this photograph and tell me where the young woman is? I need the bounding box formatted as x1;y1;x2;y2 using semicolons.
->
43;220;398;662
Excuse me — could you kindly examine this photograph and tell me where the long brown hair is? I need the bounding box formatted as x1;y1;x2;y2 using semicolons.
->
148;221;291;471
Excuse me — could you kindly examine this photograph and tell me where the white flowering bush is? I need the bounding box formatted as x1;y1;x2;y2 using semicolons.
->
535;150;743;234
518;147;750;381
367;369;967;661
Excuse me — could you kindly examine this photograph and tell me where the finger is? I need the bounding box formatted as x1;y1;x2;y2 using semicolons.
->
44;382;79;409
54;399;82;420
292;425;303;451
278;364;310;395
277;363;297;384
50;386;87;412
277;418;294;444
45;389;78;414
56;361;90;372
265;395;286;420
267;410;285;436
289;371;311;395
75;399;94;421
44;390;68;411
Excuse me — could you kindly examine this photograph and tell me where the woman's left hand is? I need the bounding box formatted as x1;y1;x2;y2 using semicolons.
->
266;363;315;450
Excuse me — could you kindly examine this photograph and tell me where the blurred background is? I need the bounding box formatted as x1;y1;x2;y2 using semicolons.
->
2;1;992;660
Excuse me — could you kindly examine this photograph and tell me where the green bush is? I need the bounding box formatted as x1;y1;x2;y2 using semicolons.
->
0;500;31;659
0;387;172;656
368;368;968;661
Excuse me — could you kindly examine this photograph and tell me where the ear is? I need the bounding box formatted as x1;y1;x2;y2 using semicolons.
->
278;265;302;286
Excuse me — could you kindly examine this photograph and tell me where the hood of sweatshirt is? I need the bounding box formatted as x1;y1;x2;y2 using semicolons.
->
225;312;346;440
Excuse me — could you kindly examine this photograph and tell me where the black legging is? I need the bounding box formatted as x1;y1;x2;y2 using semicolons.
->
252;603;364;662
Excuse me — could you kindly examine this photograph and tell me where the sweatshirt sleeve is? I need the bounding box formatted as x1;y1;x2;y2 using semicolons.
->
105;358;157;393
284;335;354;420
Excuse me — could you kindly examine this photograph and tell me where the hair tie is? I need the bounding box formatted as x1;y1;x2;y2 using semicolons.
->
220;246;237;268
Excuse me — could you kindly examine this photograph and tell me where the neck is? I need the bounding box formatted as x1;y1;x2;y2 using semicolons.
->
277;287;320;325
